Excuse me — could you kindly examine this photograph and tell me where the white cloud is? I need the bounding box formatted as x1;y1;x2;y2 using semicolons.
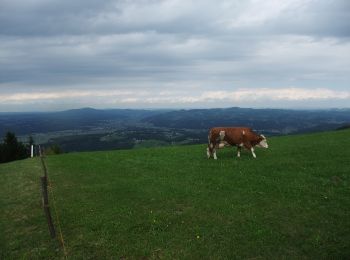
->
199;88;350;102
1;0;350;111
227;0;308;28
1;88;349;106
0;90;134;102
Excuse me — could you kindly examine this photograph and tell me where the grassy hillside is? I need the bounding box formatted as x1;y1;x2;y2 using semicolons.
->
1;130;350;259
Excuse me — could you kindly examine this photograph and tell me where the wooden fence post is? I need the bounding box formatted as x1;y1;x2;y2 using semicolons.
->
40;176;56;238
40;156;48;178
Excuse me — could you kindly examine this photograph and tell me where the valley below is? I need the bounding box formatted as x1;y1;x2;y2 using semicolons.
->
1;107;349;152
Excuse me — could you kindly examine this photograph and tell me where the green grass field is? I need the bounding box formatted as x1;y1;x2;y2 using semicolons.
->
1;130;350;259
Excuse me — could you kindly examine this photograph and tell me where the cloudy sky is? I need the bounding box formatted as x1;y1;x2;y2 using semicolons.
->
1;0;349;111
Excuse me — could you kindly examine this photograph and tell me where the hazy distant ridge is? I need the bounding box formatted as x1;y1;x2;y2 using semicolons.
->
1;107;349;152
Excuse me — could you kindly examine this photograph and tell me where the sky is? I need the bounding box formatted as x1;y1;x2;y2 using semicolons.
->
0;0;350;112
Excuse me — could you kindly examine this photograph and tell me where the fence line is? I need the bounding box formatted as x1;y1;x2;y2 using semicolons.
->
40;176;56;238
47;178;68;257
41;157;48;176
38;146;68;257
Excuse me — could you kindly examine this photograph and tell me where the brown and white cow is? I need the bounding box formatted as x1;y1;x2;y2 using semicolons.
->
207;127;268;159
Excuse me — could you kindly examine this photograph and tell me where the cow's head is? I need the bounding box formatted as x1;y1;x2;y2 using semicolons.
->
257;134;268;148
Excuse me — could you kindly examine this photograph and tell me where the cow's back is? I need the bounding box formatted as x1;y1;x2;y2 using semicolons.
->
210;127;252;145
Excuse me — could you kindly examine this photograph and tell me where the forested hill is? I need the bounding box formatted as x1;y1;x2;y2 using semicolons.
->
1;107;349;152
0;108;165;136
142;107;350;135
1;107;350;137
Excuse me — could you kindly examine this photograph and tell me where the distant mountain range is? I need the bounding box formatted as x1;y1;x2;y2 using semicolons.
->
0;108;164;136
1;107;349;152
143;107;350;135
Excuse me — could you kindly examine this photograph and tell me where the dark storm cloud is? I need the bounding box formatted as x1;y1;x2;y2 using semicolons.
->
0;0;117;36
0;0;350;111
1;0;348;37
264;0;350;38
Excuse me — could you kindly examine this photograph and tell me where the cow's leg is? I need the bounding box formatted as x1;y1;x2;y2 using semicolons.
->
243;142;256;158
213;148;218;160
207;142;215;159
207;135;212;159
206;147;211;158
250;147;257;158
237;146;241;157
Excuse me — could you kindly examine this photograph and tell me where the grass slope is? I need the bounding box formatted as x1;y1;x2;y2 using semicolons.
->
1;130;350;259
0;158;61;258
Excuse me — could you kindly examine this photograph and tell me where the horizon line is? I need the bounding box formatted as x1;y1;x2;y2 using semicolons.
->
1;106;350;114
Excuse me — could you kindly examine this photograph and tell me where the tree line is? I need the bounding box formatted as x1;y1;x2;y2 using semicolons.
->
0;132;31;163
0;132;64;163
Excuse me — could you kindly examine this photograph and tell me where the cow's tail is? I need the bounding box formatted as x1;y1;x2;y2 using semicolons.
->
207;129;213;158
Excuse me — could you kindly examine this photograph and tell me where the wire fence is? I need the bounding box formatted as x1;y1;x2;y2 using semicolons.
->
38;146;68;257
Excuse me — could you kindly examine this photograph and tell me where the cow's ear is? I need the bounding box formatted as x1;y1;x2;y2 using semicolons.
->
260;134;266;139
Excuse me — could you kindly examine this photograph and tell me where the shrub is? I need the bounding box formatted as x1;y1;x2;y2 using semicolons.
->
44;144;63;155
0;132;28;163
